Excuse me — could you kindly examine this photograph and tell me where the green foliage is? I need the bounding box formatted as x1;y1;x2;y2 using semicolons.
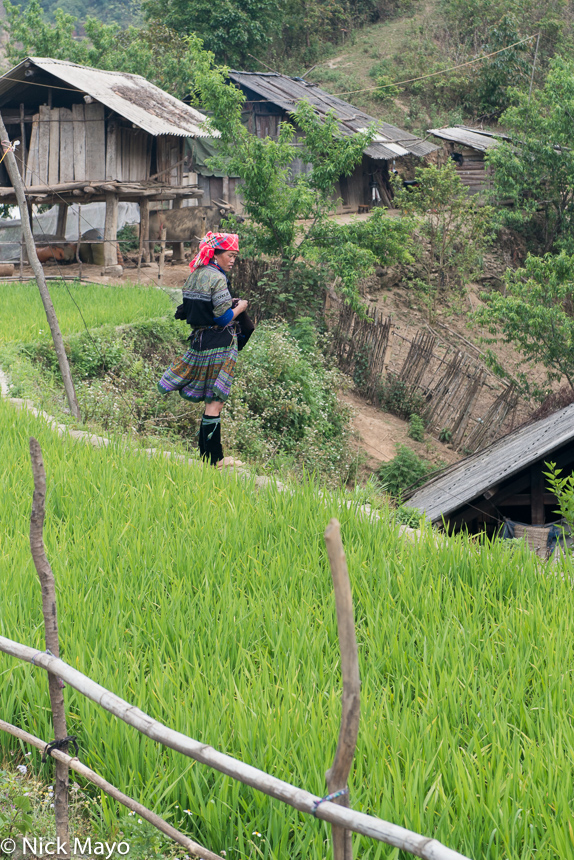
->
487;57;574;252
5;402;574;856
544;460;574;531
377;443;433;499
188;40;413;309
0;400;572;859
379;374;427;420
393;162;493;319
0;280;172;345
394;503;424;527
475;252;574;397
227;322;353;480
407;412;425;441
3;0;200;98
438;427;453;443
141;0;278;67
117;223;140;253
0;781;33;841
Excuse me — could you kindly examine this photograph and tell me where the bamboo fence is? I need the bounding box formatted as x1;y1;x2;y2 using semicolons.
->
330;303;522;454
0;438;472;860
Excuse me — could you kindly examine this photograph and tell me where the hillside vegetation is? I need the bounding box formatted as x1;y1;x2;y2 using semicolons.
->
3;398;574;859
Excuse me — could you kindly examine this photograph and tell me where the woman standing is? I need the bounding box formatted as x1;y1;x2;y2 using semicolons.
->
157;231;248;468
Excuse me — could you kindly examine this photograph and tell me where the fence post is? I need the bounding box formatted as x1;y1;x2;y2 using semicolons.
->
29;437;70;856
324;519;360;860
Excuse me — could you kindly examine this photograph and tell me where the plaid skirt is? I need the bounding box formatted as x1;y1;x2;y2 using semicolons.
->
157;332;238;403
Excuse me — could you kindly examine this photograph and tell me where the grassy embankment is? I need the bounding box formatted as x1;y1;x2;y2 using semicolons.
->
2;393;574;859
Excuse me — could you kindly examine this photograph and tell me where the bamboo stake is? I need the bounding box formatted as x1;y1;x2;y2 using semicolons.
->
324;519;360;860
158;226;167;282
0;720;219;860
29;438;69;856
0;635;471;860
0;119;81;420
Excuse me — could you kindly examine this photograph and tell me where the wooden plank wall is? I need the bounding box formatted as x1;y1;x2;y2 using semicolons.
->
118;127;151;181
24;103;106;185
156;136;183;185
453;150;490;194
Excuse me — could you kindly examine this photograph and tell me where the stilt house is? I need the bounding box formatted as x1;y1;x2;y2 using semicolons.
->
0;57;212;270
227;71;437;213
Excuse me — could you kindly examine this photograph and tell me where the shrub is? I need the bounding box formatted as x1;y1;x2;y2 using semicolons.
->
379;375;427;420
377;445;433;500
408;413;425;441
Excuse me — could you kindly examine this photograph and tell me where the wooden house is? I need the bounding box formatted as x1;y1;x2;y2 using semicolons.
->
427;126;507;194
227;71;437;213
0;57;212;271
403;402;574;546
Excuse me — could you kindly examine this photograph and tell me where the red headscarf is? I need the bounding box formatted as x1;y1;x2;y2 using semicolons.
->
189;231;239;273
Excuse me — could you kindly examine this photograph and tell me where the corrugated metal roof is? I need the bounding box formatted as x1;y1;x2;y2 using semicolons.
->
404;403;574;522
0;58;214;138
427;126;504;152
229;71;437;160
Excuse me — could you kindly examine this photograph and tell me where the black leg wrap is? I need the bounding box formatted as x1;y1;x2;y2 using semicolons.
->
199;415;223;466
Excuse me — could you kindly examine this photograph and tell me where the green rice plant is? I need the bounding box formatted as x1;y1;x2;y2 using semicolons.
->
0;280;173;344
2;400;574;858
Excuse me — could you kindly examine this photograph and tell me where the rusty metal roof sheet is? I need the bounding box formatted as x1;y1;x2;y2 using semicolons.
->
0;58;214;137
427;126;505;152
229;71;436;160
404;403;574;522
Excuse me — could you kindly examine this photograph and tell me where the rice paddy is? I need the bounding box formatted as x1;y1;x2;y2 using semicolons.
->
0;280;173;343
2;398;574;859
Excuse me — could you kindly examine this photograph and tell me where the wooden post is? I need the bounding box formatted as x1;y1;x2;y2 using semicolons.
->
0;118;81;420
139;197;150;265
0;721;220;860
158;226;167;282
75;205;82;281
0;635;470;860
171;198;185;262
19;102;27;179
56;203;67;239
29;438;69;857
324;519;360;860
103;191;119;273
531;462;545;525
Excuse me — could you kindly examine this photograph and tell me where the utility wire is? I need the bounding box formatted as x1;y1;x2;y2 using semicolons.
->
330;33;539;97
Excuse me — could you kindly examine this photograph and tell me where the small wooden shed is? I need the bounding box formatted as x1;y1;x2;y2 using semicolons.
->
427;126;506;194
0;57;212;270
227;71;437;212
403;402;574;538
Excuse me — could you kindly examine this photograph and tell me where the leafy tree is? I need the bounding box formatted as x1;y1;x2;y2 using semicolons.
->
3;0;198;98
189;38;414;307
392;161;493;320
487;57;574;253
475;252;574;397
141;0;280;67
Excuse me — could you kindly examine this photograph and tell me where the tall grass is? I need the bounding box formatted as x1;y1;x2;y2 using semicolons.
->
0;280;173;343
2;400;574;858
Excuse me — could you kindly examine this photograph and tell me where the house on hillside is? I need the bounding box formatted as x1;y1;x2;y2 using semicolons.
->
0;56;210;272
427;126;508;194
403;402;574;549
227;71;437;213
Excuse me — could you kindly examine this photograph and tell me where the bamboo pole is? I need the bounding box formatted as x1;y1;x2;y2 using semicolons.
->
0;720;219;860
29;438;69;856
0;119;81;420
324;519;360;860
158;226;167;282
0;635;471;860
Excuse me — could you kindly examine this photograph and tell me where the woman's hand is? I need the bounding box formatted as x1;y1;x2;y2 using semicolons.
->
232;299;248;319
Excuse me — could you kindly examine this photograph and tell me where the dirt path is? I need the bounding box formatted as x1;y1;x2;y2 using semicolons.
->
342;390;461;471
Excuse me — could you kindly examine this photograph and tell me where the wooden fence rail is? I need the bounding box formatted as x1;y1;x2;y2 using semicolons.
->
0;635;470;860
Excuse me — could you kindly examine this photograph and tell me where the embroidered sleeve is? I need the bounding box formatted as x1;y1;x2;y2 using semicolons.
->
211;273;232;319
